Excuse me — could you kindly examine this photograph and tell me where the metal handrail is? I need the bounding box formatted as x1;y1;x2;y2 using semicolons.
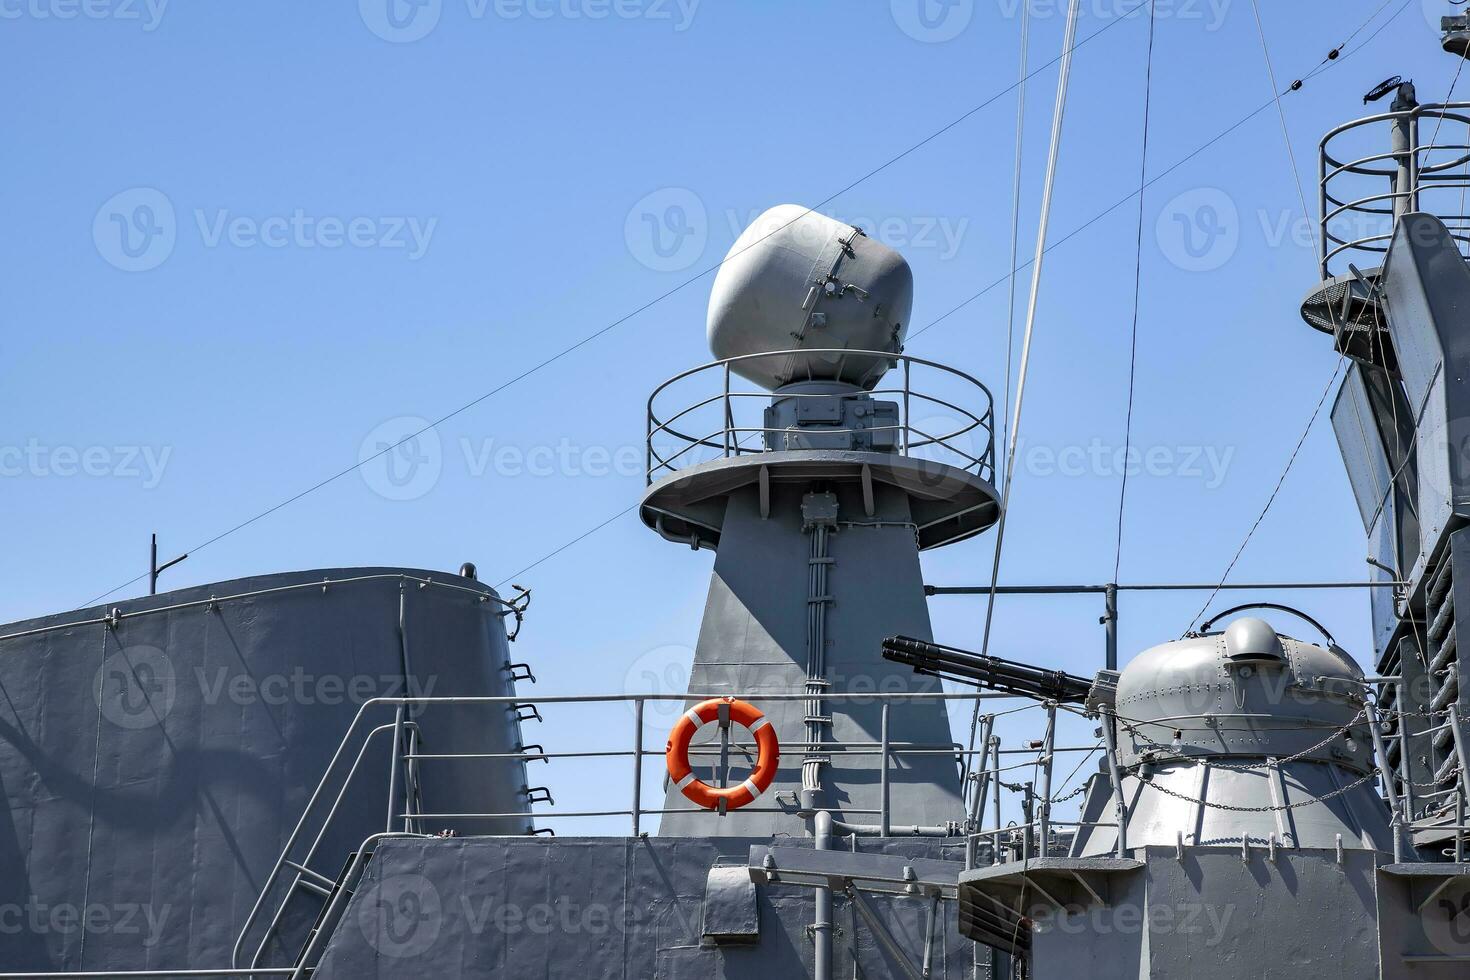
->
1319;102;1470;278
646;348;997;485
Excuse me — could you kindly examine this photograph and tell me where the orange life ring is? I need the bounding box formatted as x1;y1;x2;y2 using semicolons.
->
665;696;780;810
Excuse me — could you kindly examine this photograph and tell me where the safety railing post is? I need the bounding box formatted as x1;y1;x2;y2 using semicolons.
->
1398;680;1415;824
1364;699;1404;862
1037;703;1056;856
385;705;405;833
965;713;994;870
723;362;732;457
991;735;1003;864
632;698;644;836
880;702;891;836
901;359;911;454
1100;704;1129;858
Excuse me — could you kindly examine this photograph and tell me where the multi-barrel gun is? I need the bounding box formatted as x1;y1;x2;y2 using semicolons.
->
881;635;1101;706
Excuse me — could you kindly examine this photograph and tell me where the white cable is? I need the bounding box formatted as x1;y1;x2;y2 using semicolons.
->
979;0;1085;658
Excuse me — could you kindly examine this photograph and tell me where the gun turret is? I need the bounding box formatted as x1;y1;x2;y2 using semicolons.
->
881;635;1094;704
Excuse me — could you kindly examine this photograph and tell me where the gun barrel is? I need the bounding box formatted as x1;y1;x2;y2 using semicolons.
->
881;635;1092;704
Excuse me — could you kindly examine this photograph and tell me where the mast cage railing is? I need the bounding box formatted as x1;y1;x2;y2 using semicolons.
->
645;348;997;486
1319;101;1470;280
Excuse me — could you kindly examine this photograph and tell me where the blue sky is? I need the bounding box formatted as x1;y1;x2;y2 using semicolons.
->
2;0;1461;830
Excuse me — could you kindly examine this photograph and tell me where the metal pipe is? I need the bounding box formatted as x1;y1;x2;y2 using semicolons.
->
1100;705;1129;858
1447;704;1470;831
1398;679;1415;823
880;703;891;836
845;885;925;980
632;699;644;836
991;736;1003;864
1037;705;1056;855
4;571;518;646
1104;583;1118;671
1365;699;1404;862
926;580;1403;596
921;891;940;979
814;810;834;980
965;717;994;870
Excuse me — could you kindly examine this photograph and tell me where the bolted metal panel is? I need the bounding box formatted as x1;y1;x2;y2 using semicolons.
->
0;567;529;974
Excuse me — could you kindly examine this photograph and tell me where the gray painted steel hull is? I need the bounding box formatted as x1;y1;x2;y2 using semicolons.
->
0;567;529;974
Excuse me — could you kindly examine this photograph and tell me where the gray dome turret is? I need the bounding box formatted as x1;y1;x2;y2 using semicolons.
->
1114;617;1369;768
1076;616;1392;856
706;205;913;391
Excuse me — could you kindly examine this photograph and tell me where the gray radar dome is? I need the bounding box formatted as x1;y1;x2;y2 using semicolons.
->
707;205;913;390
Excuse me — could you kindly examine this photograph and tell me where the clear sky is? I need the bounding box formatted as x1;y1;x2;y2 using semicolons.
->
2;0;1462;832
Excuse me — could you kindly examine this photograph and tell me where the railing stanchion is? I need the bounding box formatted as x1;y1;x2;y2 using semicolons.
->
901;359;911;454
991;735;1003;864
880;702;891;836
1100;704;1129;858
965;713;994;870
632;698;644;836
385;705;405;833
723;362;732;457
1398;679;1415;825
1037;703;1056;856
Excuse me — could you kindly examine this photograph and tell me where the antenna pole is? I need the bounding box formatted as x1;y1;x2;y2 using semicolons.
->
148;533;190;597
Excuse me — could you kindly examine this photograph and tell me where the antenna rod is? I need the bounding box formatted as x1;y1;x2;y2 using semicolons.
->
149;533;189;596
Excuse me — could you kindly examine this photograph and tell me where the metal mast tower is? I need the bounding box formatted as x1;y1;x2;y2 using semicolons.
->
642;205;1002;836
